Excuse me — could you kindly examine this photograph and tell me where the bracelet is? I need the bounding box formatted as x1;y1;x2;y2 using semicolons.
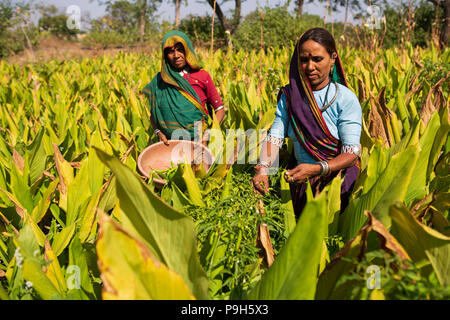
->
318;160;330;176
214;105;225;112
154;129;161;135
341;144;361;158
265;135;284;148
257;160;270;168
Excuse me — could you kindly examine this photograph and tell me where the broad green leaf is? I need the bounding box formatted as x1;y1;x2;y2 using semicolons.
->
255;107;276;132
26;127;47;184
66;159;92;225
95;148;209;300
207;109;224;159
0;284;8;300
326;175;341;237
78;189;102;243
53;143;74;213
389;203;450;286
181;164;204;207
23;211;46;247
9;163;34;215
44;240;67;293
280;171;296;238
426;107;450;181
16;225;63;300
22;259;63;300
67;238;97;300
248;183;327;300
405;112;441;203
97;213;195;300
315;230;365;300
220;166;233;201
319;240;330;275
170;183;191;211
31;179;59;223
52;224;76;257
339;145;420;241
87;130;107;194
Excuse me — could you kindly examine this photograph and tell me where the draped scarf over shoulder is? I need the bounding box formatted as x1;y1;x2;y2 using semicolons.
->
143;31;208;139
284;36;348;162
283;33;359;216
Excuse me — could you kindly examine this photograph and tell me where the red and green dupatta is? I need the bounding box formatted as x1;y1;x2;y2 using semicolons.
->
143;31;208;139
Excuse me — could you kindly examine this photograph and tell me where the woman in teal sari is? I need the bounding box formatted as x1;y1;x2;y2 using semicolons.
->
143;31;225;145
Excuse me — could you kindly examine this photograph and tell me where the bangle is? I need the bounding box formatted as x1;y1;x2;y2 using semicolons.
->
257;160;270;168
318;160;330;176
214;105;225;112
265;135;284;148
341;144;361;158
154;129;161;135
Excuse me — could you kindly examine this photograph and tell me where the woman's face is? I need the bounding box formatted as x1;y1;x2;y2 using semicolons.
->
299;40;335;91
165;43;187;71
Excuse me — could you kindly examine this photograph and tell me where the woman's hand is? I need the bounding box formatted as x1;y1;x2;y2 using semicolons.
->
157;131;170;146
253;166;270;194
284;163;321;184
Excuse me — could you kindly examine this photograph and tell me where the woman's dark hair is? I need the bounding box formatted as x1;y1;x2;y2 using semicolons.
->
298;28;337;57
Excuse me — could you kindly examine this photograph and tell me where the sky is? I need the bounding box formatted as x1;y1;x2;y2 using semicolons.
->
29;0;370;27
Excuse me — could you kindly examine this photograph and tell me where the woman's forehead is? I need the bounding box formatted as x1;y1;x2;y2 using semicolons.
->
299;40;328;55
165;42;185;52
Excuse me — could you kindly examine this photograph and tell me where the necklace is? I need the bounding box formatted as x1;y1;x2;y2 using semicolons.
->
179;69;189;80
320;80;338;112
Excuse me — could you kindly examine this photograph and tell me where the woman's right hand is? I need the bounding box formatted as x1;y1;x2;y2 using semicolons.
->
253;166;269;194
157;131;170;146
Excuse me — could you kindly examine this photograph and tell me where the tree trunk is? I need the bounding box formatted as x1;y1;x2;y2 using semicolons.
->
175;0;181;27
206;0;229;31
205;0;242;34
139;0;147;43
440;0;450;47
234;0;241;28
344;0;349;32
428;0;450;48
296;0;304;17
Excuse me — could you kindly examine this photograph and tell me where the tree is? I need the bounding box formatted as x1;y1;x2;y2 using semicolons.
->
93;0;162;42
138;0;146;42
175;0;181;27
106;0;136;31
426;0;450;47
295;0;305;17
0;0;37;58
36;4;79;39
204;0;243;34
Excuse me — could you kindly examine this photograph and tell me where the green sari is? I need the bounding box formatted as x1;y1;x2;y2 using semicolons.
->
143;31;208;139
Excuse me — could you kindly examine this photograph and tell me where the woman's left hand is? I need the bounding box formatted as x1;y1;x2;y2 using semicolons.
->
284;163;321;184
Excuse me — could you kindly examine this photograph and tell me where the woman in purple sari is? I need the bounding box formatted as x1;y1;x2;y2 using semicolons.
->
253;28;362;217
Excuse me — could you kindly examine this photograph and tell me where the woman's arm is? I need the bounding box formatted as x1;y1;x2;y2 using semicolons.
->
285;87;363;184
215;107;225;124
284;152;358;184
253;94;289;194
253;138;282;194
150;114;169;145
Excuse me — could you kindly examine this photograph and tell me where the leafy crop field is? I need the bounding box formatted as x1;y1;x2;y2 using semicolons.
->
0;43;449;300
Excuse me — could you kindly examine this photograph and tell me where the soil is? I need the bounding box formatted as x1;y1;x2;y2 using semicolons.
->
5;35;159;66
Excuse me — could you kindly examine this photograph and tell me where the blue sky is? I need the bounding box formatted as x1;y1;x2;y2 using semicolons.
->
33;0;367;25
